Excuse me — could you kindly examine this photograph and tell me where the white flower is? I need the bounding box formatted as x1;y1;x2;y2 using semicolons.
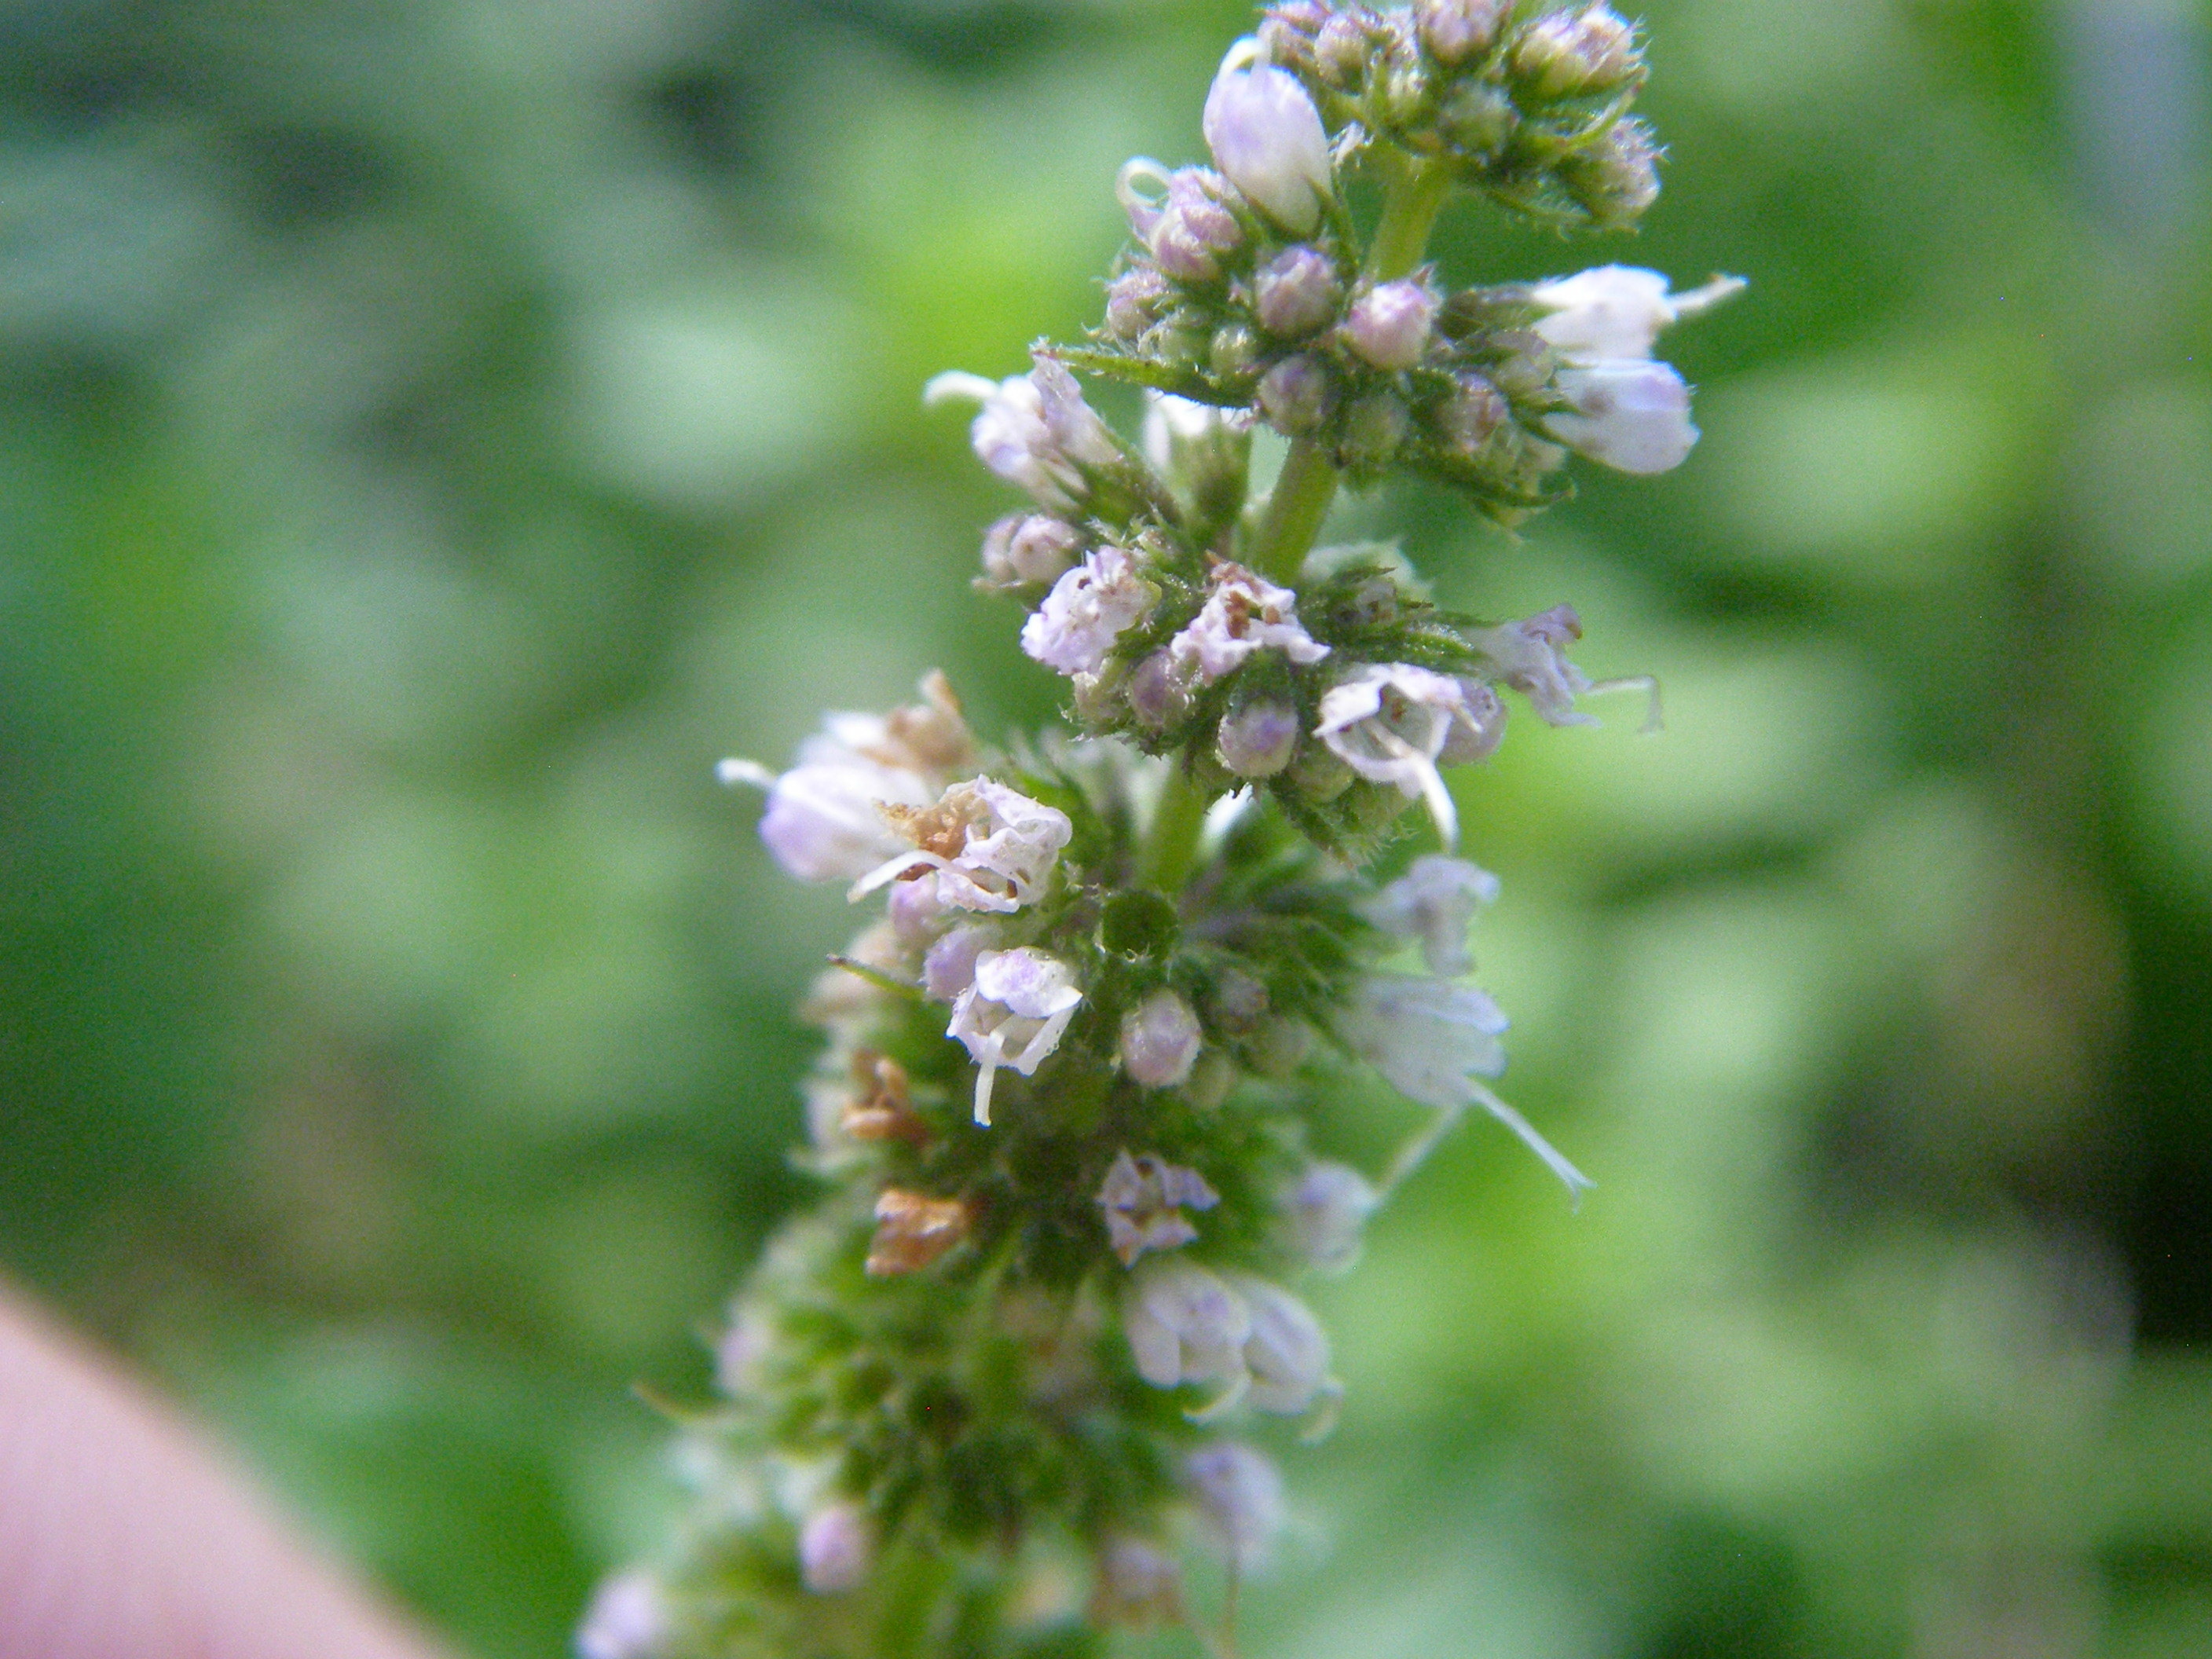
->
798;1500;873;1595
1203;38;1333;233
577;1569;668;1659
1333;973;1592;1200
1184;1442;1284;1572
1229;1273;1335;1417
719;672;974;884
947;947;1083;1125
1122;1259;1335;1423
851;776;1072;914
1463;604;1596;727
925;353;1121;512
1313;662;1492;847
1360;853;1500;976
1277;1160;1379;1276
1546;359;1699;474
1525;266;1742;475
1167;561;1330;686
1097;1148;1221;1267
1020;544;1159;677
1119;988;1204;1087
1530;266;1745;362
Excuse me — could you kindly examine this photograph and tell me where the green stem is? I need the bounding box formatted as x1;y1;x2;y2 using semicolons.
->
1146;161;1452;892
1365;155;1450;280
1141;767;1213;894
1243;158;1451;589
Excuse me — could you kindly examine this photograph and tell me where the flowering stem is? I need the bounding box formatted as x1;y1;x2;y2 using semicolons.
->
1142;766;1215;894
1243;158;1452;589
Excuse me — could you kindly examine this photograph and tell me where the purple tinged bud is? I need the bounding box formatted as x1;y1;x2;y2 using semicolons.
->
1417;0;1505;63
1207;968;1269;1035
1254;244;1342;339
1313;15;1371;86
1121;989;1204;1087
1438;372;1508;453
1203;41;1334;233
1127;648;1192;730
1343;279;1437;371
887;868;950;945
1513;6;1640;99
1565;117;1662;228
1150;170;1244;283
1246;1016;1311;1077
799;1501;873;1595
1215;700;1300;778
1257;353;1332;434
1104;266;1172;341
923;924;993;1003
1210;322;1264;379
1185;1443;1284;1571
980;512;1081;586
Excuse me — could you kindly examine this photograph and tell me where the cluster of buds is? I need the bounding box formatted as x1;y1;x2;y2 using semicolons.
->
587;7;1737;1657
1262;0;1659;227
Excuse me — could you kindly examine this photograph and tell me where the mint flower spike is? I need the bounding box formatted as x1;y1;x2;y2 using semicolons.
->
619;5;1730;1650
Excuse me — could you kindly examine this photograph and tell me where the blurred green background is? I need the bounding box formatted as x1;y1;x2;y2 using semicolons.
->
4;0;2210;1654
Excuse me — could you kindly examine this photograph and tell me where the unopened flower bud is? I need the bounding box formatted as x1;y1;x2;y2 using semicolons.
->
1127;648;1192;729
1439;78;1516;153
1258;352;1333;434
1152;170;1244;283
578;1570;668;1659
1289;737;1355;800
1207;969;1269;1035
1184;1045;1236;1108
1280;1160;1380;1274
1104;265;1173;340
1563;116;1661;228
1210;322;1265;379
1185;1442;1284;1571
1121;988;1204;1087
799;1500;873;1594
1216;700;1300;778
980;512;1081;587
1512;6;1639;99
1484;328;1555;400
866;1187;973;1276
1254;244;1342;338
1418;0;1506;63
1437;372;1508;452
1203;40;1334;233
1341;390;1410;467
923;923;992;1003
1313;14;1372;86
1342;279;1437;370
1245;1015;1312;1077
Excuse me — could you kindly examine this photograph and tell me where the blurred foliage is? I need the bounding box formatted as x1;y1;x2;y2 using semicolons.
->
3;0;2210;1655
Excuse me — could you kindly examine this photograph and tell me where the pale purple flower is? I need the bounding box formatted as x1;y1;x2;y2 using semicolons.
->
1168;562;1330;685
1334;973;1592;1200
1545;358;1699;474
1021;544;1159;677
1122;1257;1251;1405
1097;1148;1221;1267
719;675;975;884
925;353;1121;511
1120;988;1205;1087
1463;604;1596;726
577;1570;667;1659
1530;266;1745;363
1513;5;1639;97
799;1501;873;1595
1184;1442;1284;1571
1278;1160;1379;1275
1202;38;1333;233
850;776;1073;914
1416;0;1505;63
921;921;994;1003
1256;353;1331;434
1118;163;1246;283
1127;647;1192;729
1313;662;1492;846
947;947;1083;1125
1216;699;1300;778
1360;853;1500;976
1342;279;1438;372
